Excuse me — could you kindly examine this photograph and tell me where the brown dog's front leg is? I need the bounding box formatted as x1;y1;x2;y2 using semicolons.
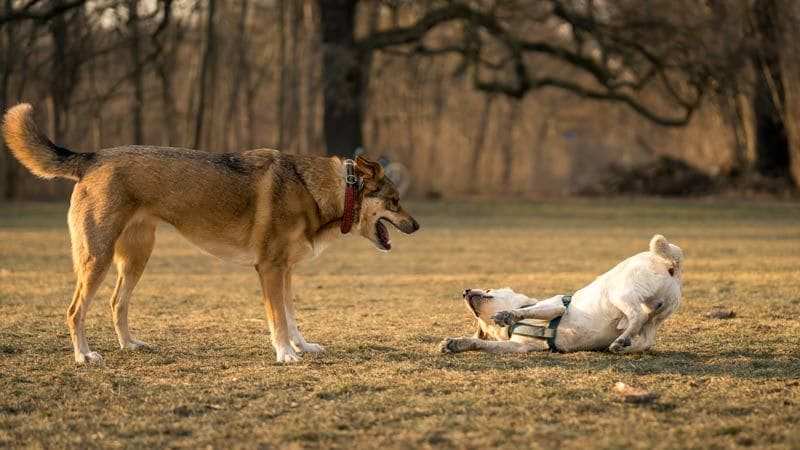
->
283;267;325;354
256;264;300;363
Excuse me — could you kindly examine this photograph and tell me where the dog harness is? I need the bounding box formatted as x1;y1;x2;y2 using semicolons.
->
507;294;572;352
340;159;362;234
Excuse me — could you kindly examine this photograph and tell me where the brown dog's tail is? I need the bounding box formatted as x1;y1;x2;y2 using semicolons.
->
2;103;93;180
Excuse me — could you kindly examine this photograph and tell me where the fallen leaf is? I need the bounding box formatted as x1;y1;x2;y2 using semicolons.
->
613;382;660;404
706;309;736;319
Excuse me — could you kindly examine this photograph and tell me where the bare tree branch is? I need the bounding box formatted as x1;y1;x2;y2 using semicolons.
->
0;0;86;26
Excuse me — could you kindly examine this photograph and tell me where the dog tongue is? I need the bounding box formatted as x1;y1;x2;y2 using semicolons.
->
377;221;389;243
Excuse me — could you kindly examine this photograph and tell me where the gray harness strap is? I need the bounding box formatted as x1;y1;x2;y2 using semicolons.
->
507;295;572;351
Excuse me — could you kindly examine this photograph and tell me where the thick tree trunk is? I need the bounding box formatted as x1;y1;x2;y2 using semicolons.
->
751;0;793;183
776;0;800;183
318;0;368;157
2;0;18;199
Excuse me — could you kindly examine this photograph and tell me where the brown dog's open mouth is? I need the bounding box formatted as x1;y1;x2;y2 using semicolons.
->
376;219;391;250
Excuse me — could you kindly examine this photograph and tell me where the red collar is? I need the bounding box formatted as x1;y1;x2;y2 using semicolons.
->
340;159;361;234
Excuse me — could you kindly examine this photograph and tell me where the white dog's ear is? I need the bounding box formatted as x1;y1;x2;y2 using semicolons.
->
650;235;672;259
650;234;683;271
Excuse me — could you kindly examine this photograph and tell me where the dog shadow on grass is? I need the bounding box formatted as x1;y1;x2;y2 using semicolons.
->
425;347;800;380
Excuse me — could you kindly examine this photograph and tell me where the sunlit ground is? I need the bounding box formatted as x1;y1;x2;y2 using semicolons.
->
1;199;799;448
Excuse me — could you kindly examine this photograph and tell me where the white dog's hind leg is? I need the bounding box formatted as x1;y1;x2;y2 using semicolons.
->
609;295;649;353
492;297;567;326
619;315;668;353
439;337;539;354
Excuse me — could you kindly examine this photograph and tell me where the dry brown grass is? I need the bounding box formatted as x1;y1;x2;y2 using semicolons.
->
1;199;799;449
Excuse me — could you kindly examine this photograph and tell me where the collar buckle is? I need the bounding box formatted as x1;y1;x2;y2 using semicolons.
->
343;159;363;188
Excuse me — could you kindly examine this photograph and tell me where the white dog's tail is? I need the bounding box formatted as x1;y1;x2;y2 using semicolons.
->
650;234;682;264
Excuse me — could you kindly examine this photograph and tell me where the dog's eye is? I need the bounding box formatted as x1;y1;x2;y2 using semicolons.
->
388;197;399;211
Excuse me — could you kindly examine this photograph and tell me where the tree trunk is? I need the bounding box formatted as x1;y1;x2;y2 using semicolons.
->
226;0;249;150
499;100;520;192
128;0;144;144
302;0;321;155
193;0;216;149
775;0;800;183
468;94;494;192
751;0;793;183
318;0;368;157
49;1;68;142
277;0;286;150
2;0;18;199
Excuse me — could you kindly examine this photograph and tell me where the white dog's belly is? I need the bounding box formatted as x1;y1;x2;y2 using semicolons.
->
554;319;621;351
551;288;625;352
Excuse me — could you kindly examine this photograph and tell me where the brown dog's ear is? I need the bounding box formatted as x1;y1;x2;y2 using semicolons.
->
355;155;384;180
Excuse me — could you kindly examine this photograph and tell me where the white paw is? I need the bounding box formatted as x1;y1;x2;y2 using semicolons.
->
438;339;455;354
609;337;632;354
122;339;151;351
492;310;518;326
275;346;301;363
75;351;103;363
292;341;326;353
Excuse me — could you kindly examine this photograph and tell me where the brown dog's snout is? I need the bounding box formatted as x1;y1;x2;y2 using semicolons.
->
410;217;420;232
397;216;420;234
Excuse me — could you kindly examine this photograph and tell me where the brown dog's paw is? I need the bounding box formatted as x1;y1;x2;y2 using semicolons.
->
492;310;518;326
609;337;632;353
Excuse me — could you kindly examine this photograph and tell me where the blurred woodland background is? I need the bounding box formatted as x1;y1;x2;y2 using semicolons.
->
0;0;798;199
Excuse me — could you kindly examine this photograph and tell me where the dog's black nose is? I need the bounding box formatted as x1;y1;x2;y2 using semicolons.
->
411;218;420;232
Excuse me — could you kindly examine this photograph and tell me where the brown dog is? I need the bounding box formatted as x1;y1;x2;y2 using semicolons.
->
2;103;419;363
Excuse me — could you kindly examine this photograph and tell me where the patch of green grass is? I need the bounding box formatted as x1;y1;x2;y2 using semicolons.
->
1;199;799;449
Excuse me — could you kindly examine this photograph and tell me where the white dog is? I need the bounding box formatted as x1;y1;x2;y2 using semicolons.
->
440;235;683;354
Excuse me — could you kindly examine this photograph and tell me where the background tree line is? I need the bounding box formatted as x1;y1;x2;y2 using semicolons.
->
1;0;798;199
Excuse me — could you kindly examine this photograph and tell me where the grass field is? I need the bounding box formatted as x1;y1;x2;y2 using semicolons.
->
1;199;799;449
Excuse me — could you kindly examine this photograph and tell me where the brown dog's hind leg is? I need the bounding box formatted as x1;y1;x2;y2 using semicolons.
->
609;296;649;353
110;221;156;351
67;212;115;363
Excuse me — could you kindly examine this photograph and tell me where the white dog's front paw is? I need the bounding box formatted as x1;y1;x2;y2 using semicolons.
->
439;338;473;354
438;339;455;354
275;346;301;363
609;337;632;354
294;342;325;353
122;339;151;351
492;310;518;326
75;351;103;363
